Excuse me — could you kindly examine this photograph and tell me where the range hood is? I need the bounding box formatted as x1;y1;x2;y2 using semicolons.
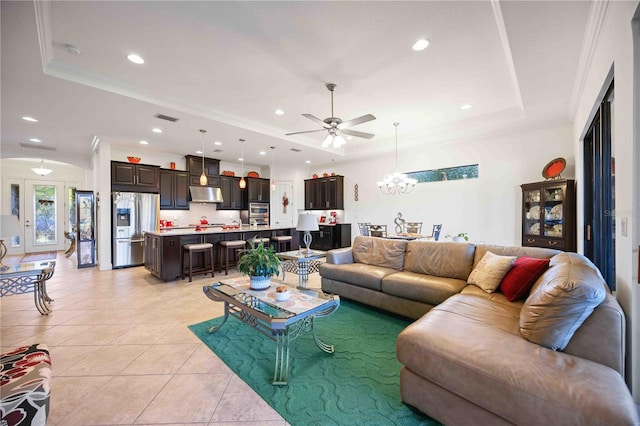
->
189;186;224;203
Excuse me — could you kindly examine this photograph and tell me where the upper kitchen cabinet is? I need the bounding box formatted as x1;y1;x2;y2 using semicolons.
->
111;161;160;193
185;155;220;187
304;175;344;210
219;175;244;210
159;169;189;210
244;177;270;203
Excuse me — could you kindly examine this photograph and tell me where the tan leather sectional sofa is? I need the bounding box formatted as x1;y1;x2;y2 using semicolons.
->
319;236;639;425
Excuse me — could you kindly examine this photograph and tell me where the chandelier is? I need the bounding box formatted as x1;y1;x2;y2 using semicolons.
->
377;122;417;195
32;159;53;176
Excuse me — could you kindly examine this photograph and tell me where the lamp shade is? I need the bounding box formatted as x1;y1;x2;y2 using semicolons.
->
1;215;20;238
296;214;319;232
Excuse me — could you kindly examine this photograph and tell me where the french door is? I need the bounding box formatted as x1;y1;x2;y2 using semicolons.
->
583;81;615;289
24;180;66;253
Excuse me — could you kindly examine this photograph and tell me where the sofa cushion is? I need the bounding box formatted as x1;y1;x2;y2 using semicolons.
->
472;244;560;268
467;251;516;293
352;236;407;270
499;257;550;301
381;271;467;305
461;284;523;306
318;262;396;292
520;252;607;350
403;241;476;281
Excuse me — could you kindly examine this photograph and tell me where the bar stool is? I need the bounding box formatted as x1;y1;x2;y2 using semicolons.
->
247;236;271;249
219;240;247;275
181;243;214;283
271;235;292;253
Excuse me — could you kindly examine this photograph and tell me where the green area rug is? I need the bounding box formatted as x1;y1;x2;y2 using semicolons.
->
188;300;439;426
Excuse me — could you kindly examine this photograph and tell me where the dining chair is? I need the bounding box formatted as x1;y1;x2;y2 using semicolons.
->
405;222;423;234
358;222;371;236
432;224;442;241
368;224;387;238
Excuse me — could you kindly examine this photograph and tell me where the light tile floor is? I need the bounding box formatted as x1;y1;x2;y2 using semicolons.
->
0;252;325;425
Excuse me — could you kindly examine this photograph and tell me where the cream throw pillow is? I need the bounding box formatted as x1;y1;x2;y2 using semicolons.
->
468;251;516;293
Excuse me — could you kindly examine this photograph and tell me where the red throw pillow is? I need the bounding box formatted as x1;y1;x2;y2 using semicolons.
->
499;257;550;301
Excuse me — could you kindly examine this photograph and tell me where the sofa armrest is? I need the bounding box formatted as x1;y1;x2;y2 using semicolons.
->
326;247;354;265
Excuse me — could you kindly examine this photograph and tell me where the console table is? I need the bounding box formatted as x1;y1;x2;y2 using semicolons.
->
278;249;326;289
0;261;56;315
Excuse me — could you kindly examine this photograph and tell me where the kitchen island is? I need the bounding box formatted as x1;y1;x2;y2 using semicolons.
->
143;225;299;281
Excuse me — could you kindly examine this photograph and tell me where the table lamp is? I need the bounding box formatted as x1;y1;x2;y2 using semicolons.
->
296;213;319;253
1;215;20;269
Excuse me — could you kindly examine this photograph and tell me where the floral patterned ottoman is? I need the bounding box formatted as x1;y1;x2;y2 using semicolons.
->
1;344;51;426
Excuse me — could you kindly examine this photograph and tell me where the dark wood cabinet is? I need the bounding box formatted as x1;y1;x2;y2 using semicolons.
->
144;233;182;281
521;179;576;251
244;177;271;203
159;169;189;210
185;155;220;187
111;161;160;192
309;224;351;250
219;176;244;210
304;175;344;210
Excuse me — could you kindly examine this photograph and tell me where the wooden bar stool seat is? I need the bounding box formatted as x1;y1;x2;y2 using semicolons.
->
181;243;214;283
219;240;247;275
271;235;292;253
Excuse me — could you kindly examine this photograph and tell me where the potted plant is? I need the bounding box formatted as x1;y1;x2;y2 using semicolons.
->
237;239;281;290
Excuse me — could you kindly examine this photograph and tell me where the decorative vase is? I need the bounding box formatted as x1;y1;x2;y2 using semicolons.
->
250;275;270;290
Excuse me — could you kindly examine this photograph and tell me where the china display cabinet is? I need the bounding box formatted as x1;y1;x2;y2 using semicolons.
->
521;179;575;252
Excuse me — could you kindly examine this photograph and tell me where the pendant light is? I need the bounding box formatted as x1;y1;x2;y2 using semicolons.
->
32;159;53;176
199;129;207;186
270;146;276;190
377;122;417;195
239;139;246;189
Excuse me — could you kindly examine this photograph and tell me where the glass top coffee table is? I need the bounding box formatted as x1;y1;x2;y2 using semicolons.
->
202;276;339;385
0;261;56;315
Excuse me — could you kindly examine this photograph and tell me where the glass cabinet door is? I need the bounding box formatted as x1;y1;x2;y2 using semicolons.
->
524;189;541;236
543;186;564;239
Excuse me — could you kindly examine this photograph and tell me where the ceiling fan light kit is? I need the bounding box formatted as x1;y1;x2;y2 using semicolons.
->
286;83;376;148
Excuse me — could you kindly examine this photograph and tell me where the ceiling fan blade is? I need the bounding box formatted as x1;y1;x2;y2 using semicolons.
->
341;129;375;139
303;114;331;128
338;114;376;129
285;128;327;136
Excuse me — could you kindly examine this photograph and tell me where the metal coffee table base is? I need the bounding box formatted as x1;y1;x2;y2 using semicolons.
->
204;286;337;385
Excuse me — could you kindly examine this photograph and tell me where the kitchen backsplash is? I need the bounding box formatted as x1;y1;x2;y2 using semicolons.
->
159;203;241;226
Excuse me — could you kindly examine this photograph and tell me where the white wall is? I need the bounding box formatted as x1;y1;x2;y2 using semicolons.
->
307;124;573;245
571;0;639;398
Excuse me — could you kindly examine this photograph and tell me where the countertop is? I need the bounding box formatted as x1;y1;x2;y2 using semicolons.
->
145;224;294;237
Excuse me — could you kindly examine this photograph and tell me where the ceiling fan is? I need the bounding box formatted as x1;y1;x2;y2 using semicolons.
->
286;83;376;148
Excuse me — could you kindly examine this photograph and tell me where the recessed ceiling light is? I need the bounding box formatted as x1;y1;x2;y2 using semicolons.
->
412;39;430;51
29;138;41;143
238;157;244;162
139;140;149;145
305;160;311;164
22;116;38;122
127;53;145;64
196;150;203;154
275;109;284;115
259;151;266;156
151;128;162;133
461;104;473;110
214;141;222;146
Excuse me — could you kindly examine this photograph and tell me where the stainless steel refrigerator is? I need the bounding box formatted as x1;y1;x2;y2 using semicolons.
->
112;192;159;268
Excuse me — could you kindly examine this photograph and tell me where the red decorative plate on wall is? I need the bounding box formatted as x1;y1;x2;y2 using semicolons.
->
542;158;566;179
